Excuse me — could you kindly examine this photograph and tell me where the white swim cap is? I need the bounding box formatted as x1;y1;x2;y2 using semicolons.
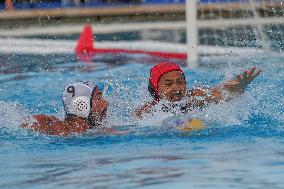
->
62;81;97;118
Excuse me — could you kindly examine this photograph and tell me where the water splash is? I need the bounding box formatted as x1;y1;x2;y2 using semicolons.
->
0;101;30;129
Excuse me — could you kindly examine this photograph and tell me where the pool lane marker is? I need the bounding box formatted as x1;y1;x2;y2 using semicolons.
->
75;25;187;60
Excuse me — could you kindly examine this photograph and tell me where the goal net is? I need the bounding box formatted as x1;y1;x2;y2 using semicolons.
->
193;0;284;55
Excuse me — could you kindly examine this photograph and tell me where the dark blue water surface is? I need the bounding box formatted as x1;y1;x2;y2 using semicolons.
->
0;51;283;189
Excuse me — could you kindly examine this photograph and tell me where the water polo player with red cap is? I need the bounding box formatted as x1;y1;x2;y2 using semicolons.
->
135;62;261;118
148;62;186;102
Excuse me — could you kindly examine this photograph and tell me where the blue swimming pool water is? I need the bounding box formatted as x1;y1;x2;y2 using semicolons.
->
0;52;283;188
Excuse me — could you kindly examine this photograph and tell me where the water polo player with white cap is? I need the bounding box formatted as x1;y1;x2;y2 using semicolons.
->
62;81;108;126
22;81;110;136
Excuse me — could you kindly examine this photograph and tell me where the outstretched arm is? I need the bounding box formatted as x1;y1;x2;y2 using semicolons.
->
188;66;262;108
222;66;262;94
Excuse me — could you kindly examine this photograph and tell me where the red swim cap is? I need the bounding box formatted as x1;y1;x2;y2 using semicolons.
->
148;62;184;100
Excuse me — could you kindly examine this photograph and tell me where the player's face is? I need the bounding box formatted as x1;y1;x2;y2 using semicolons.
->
157;71;186;102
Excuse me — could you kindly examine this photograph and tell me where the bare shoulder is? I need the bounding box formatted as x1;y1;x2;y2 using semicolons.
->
22;114;55;128
33;114;59;123
23;114;68;136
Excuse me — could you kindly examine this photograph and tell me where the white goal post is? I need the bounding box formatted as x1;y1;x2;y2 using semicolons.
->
186;0;284;67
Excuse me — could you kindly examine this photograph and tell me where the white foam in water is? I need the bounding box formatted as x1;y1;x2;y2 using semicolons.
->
134;93;256;129
0;101;30;129
99;78;179;129
136;99;187;127
103;81;138;127
202;93;256;126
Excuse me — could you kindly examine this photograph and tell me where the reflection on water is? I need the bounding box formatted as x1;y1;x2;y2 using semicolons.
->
1;137;283;189
18;154;185;188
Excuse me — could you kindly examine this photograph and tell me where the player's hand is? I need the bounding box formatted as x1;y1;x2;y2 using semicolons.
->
225;66;262;93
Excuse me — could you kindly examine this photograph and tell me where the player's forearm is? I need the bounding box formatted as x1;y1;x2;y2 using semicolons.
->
135;101;157;118
222;79;244;94
187;84;239;109
209;80;244;102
